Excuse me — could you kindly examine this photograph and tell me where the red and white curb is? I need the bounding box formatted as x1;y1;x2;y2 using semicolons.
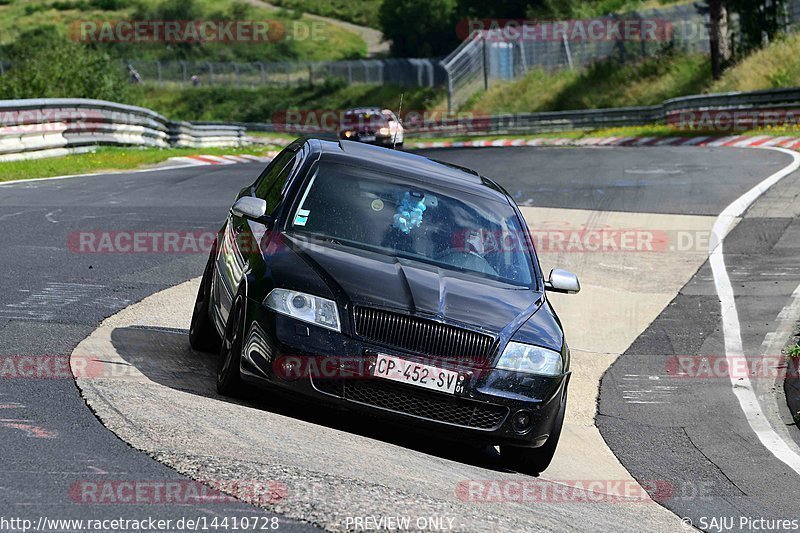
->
168;152;279;166
408;135;800;150
165;136;800;167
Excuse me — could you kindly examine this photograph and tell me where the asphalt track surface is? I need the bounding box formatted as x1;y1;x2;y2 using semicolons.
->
1;146;798;530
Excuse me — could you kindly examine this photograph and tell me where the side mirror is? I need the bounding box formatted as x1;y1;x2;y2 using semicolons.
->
545;269;580;294
231;197;268;221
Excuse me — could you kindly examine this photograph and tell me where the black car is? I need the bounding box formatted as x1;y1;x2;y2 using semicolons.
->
189;137;580;474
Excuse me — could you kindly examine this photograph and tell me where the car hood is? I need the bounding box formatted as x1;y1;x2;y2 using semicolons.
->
284;235;542;336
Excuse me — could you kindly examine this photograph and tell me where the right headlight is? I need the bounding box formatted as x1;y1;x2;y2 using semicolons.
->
495;342;563;376
264;289;341;332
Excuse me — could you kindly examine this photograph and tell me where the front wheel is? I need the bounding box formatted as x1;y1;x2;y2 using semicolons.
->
217;292;246;396
500;391;567;475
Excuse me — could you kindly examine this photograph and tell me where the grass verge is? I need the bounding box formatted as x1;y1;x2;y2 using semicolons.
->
404;123;800;146
268;0;382;29
0;0;366;61
468;50;710;113
135;81;444;122
0;145;278;183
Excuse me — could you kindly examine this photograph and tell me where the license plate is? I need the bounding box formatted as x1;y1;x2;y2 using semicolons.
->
359;135;376;142
373;354;462;394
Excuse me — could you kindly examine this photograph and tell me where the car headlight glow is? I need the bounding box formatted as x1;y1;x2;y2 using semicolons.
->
264;289;341;332
379;127;390;135
496;342;563;376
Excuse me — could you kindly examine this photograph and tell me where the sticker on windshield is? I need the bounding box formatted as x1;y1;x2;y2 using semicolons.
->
371;199;384;212
294;208;310;226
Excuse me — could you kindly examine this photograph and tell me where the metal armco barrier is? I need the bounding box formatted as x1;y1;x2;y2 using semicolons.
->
417;87;800;137
0;98;246;162
190;86;800;138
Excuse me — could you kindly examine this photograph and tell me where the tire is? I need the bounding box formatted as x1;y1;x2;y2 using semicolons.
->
500;391;567;475
189;252;222;353
217;291;246;396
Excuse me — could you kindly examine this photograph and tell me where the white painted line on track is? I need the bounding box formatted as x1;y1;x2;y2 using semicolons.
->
0;162;198;187
709;146;800;475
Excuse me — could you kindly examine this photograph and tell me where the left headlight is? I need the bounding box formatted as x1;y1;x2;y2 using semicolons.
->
496;342;563;376
264;289;341;332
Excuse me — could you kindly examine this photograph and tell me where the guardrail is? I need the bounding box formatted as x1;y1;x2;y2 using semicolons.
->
0;98;246;162
413;87;800;137
6;86;796;162
193;87;800;139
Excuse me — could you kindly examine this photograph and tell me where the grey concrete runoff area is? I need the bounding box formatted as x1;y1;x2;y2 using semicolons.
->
0;146;797;531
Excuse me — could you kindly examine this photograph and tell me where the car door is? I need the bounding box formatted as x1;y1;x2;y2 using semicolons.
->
213;145;301;324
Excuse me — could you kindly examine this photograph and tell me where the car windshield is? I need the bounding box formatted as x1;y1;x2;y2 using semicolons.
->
289;162;535;287
342;110;385;128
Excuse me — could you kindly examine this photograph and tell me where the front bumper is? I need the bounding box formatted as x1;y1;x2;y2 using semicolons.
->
240;305;568;447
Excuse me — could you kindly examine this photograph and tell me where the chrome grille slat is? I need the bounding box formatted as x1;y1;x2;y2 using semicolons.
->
353;306;494;366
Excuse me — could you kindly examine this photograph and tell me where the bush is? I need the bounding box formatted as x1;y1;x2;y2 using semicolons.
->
133;81;443;122
0;28;130;101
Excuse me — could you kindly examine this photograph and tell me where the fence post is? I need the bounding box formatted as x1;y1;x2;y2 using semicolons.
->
207;62;214;85
347;62;353;84
515;41;527;76
157;60;163;86
562;34;574;70
257;62;266;85
446;65;453;113
482;35;489;90
181;61;188;83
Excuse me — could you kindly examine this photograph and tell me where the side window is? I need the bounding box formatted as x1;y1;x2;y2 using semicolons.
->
263;157;296;212
254;149;296;209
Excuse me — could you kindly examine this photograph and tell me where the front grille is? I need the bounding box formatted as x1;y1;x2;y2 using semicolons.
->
340;379;508;430
353;306;495;366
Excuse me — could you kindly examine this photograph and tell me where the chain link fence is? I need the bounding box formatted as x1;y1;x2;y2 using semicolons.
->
441;1;800;111
125;58;445;88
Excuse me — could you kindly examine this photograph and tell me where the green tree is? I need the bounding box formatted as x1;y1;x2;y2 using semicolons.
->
380;0;459;57
457;0;539;18
729;0;787;52
0;28;130;101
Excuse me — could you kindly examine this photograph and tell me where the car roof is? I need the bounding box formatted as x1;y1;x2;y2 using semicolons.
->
308;138;511;203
